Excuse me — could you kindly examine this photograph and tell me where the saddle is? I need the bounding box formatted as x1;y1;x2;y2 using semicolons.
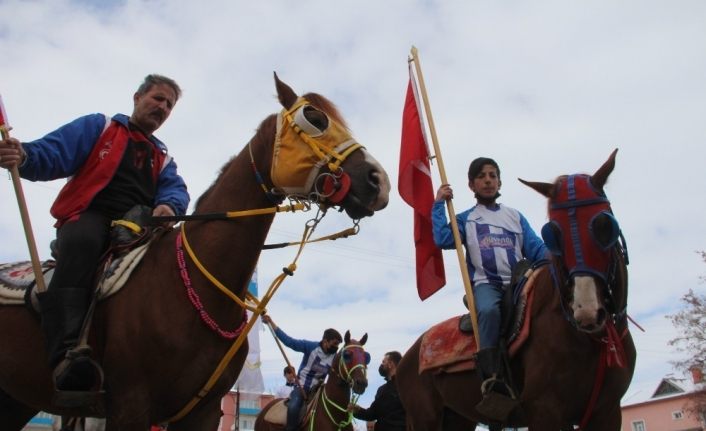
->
419;263;547;374
0;205;158;310
262;385;324;428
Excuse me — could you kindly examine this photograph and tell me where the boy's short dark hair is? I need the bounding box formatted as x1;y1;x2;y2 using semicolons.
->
323;328;343;343
468;157;500;182
385;351;403;365
283;366;295;375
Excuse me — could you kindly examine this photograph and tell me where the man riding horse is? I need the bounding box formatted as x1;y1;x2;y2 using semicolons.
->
0;74;189;403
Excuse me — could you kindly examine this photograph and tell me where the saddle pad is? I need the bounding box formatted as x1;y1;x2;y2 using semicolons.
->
419;316;477;374
0;261;56;304
96;242;151;297
263;399;288;425
418;266;545;374
0;242;151;305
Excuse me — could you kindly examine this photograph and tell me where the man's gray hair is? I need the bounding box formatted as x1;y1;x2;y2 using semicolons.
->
136;74;182;100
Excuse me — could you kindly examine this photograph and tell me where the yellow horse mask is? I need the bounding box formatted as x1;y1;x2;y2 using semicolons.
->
271;97;362;203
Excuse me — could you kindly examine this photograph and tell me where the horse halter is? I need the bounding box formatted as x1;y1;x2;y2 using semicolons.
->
541;174;622;283
270;97;363;204
334;343;370;387
317;342;370;430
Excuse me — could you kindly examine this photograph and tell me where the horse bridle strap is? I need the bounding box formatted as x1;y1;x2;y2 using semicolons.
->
550;196;609;210
318;388;357;431
271;97;363;200
316;344;366;430
283;98;363;172
149;202;307;223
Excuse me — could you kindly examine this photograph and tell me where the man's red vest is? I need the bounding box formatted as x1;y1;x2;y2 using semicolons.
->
50;119;166;226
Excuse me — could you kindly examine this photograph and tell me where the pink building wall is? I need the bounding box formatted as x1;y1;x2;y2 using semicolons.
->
218;391;275;431
622;394;704;430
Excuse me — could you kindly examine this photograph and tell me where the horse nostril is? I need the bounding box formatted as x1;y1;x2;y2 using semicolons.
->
368;170;381;189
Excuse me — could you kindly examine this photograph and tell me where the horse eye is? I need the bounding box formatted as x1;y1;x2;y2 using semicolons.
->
591;212;620;249
342;351;352;362
541;221;563;256
364;352;371;365
303;106;329;132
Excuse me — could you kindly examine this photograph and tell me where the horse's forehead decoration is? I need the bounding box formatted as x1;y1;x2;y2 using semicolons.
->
271;97;362;199
545;174;617;279
342;342;370;367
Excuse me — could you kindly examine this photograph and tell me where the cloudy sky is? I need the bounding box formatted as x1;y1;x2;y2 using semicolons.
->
1;0;705;425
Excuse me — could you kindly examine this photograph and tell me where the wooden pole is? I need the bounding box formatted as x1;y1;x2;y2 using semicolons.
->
409;46;480;348
264;321;306;398
0;120;47;293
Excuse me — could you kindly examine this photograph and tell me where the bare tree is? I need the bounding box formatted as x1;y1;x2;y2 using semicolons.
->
668;251;706;422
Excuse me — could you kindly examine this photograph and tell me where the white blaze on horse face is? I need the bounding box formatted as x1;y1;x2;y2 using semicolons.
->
571;275;603;330
362;150;391;211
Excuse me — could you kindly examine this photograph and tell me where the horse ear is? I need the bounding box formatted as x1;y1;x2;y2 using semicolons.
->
273;72;298;109
344;330;351;344
360;333;368;346
591;148;618;190
518;178;555;198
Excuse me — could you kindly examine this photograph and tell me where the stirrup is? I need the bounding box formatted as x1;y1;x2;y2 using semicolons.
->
480;376;517;399
476;377;520;423
52;346;106;409
475;391;519;423
476;377;519;422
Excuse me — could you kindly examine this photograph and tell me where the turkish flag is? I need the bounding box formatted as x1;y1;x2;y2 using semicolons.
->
0;95;9;129
398;77;446;300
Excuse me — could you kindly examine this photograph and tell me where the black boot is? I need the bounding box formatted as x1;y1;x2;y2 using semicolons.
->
37;288;102;395
474;347;518;422
37;289;67;367
459;295;474;334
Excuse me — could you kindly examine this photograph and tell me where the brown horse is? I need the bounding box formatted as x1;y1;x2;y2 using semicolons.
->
396;150;635;430
254;331;370;431
0;74;390;430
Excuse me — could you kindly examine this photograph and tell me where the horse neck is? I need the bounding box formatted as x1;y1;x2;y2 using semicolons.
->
186;126;278;298
320;362;352;422
536;258;567;312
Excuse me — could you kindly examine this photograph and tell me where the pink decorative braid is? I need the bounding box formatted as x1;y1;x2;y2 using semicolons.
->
176;233;247;340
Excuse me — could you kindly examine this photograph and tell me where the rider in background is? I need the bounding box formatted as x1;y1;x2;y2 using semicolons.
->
261;314;342;431
432;157;547;420
0;74;189;400
275;365;298;399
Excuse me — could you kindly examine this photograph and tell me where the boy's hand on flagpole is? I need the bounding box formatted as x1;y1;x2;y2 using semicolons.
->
436;184;453;202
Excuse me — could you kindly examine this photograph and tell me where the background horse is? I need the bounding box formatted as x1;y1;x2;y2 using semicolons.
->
0;74;390;430
254;331;369;431
396;150;635;430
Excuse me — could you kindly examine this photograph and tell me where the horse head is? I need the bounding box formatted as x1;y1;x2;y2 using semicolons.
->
520;149;628;333
268;73;390;219
333;331;369;395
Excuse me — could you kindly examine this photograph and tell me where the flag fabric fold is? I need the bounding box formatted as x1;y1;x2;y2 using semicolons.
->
398;72;446;300
0;95;10;128
234;270;265;396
